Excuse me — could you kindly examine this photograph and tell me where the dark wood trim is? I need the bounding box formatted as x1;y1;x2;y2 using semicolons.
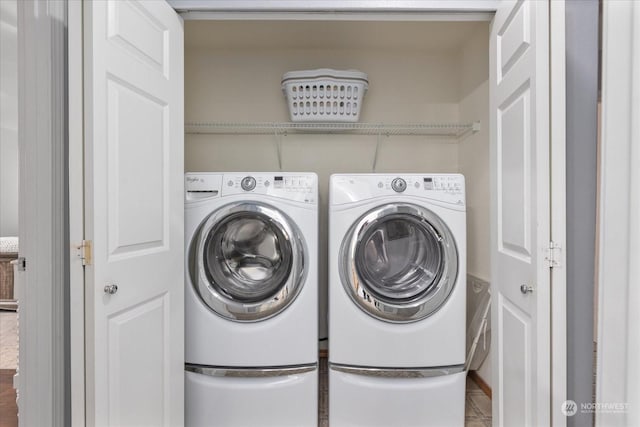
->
469;370;492;399
0;369;18;427
319;349;328;358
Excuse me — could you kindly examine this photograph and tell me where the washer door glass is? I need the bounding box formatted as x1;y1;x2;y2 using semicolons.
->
204;213;292;302
341;203;458;323
193;203;305;322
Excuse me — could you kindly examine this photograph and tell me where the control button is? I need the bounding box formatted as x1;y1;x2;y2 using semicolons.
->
264;180;270;187
391;178;407;193
414;182;420;188
378;182;384;189
241;176;256;191
227;180;234;187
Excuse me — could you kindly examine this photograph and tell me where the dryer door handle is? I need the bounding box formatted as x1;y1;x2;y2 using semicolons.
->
329;363;464;378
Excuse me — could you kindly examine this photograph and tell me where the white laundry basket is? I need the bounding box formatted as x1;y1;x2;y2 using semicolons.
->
466;277;491;371
281;69;368;122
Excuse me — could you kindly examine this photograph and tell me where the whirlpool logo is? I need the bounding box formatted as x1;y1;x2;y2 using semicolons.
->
186;177;203;183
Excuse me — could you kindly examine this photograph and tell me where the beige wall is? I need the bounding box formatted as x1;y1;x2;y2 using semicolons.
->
460;83;490;281
458;23;491;385
459;22;491;282
184;21;492;357
459;81;492;386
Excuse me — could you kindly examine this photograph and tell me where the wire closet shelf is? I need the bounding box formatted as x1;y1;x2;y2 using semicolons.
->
184;121;481;138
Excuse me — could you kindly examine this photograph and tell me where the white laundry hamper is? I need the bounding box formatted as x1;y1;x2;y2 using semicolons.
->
281;68;368;122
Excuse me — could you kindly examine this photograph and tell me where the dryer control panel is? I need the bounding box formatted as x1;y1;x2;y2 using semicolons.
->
331;173;465;207
421;176;463;194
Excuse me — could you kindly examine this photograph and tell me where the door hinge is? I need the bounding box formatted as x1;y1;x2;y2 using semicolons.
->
10;257;26;272
77;240;92;266
545;241;561;268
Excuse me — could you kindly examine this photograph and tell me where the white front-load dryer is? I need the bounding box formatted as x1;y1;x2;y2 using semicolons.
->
185;172;318;427
329;173;466;427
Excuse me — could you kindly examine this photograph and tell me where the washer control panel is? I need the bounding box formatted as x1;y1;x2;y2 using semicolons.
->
240;176;256;191
186;173;317;204
224;173;317;204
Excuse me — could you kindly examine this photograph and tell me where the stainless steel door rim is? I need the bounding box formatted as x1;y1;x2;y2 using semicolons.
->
191;202;306;322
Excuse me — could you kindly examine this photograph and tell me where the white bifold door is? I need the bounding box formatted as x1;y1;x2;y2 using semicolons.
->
83;0;184;425
81;0;555;425
490;0;552;426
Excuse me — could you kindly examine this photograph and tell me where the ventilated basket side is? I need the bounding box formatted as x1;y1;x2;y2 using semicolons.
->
282;77;368;122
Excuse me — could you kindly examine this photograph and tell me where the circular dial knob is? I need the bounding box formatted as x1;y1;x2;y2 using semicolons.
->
391;178;407;193
241;176;256;191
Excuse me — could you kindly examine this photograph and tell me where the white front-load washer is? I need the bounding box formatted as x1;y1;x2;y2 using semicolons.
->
185;172;318;427
329;173;466;427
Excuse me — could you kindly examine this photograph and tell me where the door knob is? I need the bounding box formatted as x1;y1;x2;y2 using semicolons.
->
520;284;533;294
104;284;118;295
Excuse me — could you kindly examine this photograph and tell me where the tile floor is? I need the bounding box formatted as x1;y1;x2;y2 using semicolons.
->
464;376;493;426
0;312;492;426
319;357;329;427
0;312;17;370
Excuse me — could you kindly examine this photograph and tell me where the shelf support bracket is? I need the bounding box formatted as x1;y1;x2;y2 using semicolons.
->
274;130;283;171
372;132;385;172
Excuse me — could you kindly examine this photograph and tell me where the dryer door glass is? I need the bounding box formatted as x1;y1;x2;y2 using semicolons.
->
355;215;443;301
193;203;306;322
341;203;458;323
